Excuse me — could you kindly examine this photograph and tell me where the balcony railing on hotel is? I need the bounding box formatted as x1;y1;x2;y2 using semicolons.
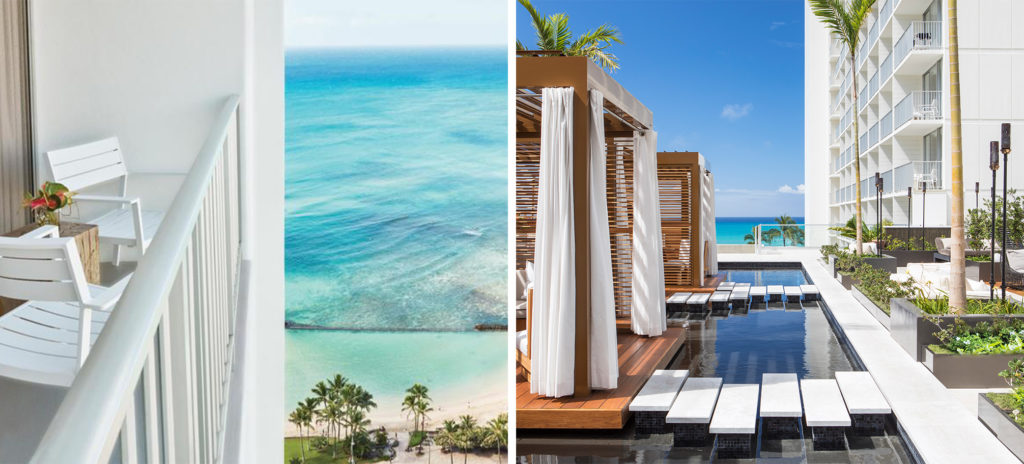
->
894;160;943;191
869;122;879;147
894;21;942;68
881;110;893;139
869;71;879;98
32;96;243;464
894;90;942;128
880;0;893;26
860;131;868;153
858;84;868;110
881;52;892;83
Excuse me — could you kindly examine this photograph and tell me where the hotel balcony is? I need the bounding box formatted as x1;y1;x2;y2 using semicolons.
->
894;90;943;135
893;21;943;75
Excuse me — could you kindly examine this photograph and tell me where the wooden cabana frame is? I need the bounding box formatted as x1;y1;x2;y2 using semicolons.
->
515;56;652;398
657;152;711;289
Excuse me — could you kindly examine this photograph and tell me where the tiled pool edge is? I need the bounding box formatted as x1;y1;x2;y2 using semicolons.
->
719;251;1020;463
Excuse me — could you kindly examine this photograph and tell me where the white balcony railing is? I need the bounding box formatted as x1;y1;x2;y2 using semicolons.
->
880;52;893;83
860;131;868;153
880;0;893;26
894;21;942;68
894;160;943;191
869;71;879;98
32;96;243;463
894;90;942;128
869;122;879;147
881;110;893;139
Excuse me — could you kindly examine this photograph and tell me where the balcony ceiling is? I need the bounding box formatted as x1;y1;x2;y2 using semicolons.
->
895;50;943;76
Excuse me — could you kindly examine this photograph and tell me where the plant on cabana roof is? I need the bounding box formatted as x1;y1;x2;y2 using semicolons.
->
516;0;624;71
23;181;74;226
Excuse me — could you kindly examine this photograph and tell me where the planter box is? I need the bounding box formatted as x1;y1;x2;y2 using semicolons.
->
889;298;1024;362
923;346;1021;388
837;272;859;290
979;393;1024;462
851;286;890;330
883;250;935;267
861;254;897;274
967;259;1003;284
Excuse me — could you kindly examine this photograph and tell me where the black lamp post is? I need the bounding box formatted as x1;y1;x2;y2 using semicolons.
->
1001;123;1012;301
991;141;1000;300
976;181;980;210
921;181;927;241
875;172;882;236
907;187;913;233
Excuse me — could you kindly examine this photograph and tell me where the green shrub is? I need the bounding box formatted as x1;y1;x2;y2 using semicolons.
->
852;264;915;313
932;316;1024;355
992;358;1024;427
820;244;840;259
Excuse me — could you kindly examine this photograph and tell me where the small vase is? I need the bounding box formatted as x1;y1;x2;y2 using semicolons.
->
35;210;60;227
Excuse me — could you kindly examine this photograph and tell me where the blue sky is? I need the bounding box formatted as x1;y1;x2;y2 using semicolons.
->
517;0;807;217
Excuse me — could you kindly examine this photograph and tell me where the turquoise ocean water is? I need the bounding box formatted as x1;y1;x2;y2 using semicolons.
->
716;217;806;244
285;48;507;414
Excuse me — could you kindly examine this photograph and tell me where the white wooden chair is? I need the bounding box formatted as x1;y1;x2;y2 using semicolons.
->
0;226;130;386
45;137;164;265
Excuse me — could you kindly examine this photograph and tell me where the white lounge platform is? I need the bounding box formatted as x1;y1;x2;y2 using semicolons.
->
630;369;689;434
729;287;749;307
718;281;736;290
767;285;784;302
749;286;767;309
801;378;851;450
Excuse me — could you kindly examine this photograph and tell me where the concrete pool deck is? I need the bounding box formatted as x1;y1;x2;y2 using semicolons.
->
720;249;1018;463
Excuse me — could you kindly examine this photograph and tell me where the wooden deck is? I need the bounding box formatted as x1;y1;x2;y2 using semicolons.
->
516;327;686;429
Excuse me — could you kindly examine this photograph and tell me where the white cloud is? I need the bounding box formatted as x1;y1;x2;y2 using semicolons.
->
777;184;806;194
770;21;787;31
721;103;753;121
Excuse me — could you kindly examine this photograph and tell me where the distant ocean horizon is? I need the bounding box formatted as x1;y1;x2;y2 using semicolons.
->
716;216;806;245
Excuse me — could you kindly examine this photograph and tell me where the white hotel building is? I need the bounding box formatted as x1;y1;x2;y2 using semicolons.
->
805;0;1024;234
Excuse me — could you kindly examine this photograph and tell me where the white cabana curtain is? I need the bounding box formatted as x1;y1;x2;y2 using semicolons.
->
702;169;719;277
631;131;667;336
531;87;576;398
587;90;618;390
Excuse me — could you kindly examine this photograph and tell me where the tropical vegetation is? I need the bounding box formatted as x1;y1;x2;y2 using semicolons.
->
516;0;624;71
965;191;1024;251
808;0;878;256
744;215;804;246
990;359;1024;427
931;315;1024;355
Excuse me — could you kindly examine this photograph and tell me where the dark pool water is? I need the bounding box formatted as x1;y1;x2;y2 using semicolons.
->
518;267;918;463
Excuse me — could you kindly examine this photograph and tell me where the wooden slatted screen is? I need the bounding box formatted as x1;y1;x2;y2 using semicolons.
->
515;139;540;270
606;137;634;319
658;163;695;287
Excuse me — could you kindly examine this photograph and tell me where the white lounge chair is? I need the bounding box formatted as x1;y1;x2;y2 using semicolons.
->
891;262;998;300
46;137;164;265
0;226;130;386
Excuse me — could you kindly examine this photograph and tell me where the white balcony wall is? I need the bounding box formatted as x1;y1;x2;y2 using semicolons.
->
20;0;284;462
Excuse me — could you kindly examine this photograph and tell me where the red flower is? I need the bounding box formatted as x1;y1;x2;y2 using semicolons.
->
29;197;47;210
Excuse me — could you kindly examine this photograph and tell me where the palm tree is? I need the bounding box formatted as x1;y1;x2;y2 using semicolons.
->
809;0;878;256
434;420;459;464
403;383;431;433
311;381;331;438
775;215;804;246
481;414;507;464
455;416;478;464
342;409;371;464
516;0;624;71
414;398;433;436
947;0;966;313
288;405;309;463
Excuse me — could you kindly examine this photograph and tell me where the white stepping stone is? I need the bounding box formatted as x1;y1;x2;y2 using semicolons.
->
686;293;710;310
800;379;851;427
629;370;690;412
760;373;802;418
710;291;731;309
734;282;751;288
835;371;891;415
784;286;802;302
730;287;749;303
667;292;692;305
749;286;767;299
667;377;723;424
801;284;820;301
709;384;760;434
